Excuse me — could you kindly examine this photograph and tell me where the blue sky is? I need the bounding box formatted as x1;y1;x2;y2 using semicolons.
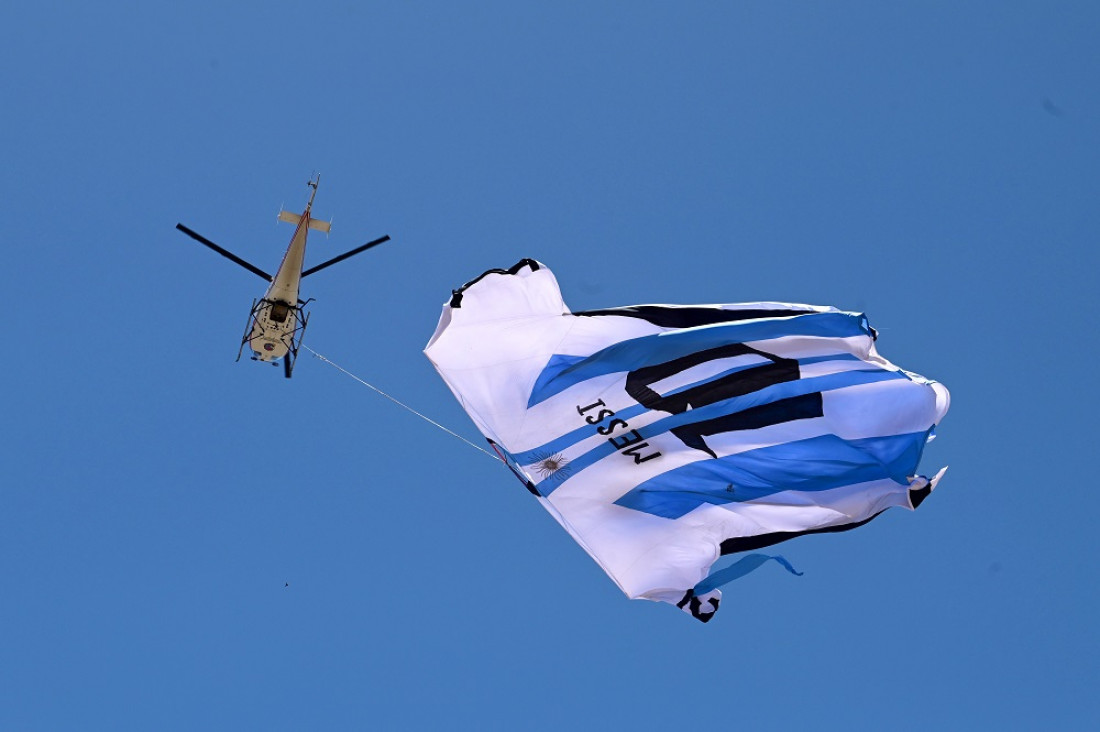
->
3;2;1098;729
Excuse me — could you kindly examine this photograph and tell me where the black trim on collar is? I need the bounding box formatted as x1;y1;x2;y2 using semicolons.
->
449;259;541;308
574;305;819;329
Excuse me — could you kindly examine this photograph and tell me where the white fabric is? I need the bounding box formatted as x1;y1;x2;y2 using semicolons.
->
425;261;949;620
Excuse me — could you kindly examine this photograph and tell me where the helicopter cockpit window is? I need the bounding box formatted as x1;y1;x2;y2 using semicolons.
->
269;302;290;323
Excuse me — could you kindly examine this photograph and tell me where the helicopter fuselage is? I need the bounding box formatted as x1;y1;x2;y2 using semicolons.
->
248;214;310;361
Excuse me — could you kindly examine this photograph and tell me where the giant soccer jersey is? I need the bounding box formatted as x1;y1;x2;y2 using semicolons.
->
425;260;949;622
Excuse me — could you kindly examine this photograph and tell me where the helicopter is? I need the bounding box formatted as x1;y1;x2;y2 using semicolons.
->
175;175;390;378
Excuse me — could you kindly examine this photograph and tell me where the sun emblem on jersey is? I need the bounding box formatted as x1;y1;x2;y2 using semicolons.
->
532;452;571;481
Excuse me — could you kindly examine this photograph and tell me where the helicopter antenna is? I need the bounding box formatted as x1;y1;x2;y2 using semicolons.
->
306;173;320;211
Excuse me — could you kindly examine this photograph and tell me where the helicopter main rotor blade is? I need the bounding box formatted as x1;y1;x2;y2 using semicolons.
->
301;235;391;278
175;223;273;281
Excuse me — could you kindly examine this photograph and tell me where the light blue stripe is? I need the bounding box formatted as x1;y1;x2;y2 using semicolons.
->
693;554;803;596
634;368;901;449
513;354;863;465
641;352;864;403
532;366;907;496
614;430;932;519
529;354;589;406
513;402;647;465
527;311;870;407
795;352;862;366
